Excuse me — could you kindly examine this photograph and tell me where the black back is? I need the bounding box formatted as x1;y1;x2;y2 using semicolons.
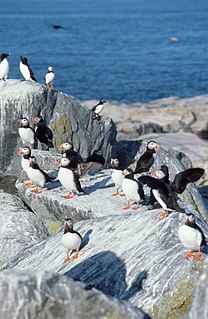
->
134;149;155;174
171;168;205;194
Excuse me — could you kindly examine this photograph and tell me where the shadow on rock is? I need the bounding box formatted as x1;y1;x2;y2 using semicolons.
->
64;250;148;301
114;140;142;168
84;176;114;194
80;229;93;250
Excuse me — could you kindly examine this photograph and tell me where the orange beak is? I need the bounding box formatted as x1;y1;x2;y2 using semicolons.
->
17;149;22;156
56;157;61;164
151;171;157;177
156;145;161;150
58;145;64;151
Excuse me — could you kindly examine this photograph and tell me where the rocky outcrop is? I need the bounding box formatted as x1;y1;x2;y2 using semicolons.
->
0;270;148;319
182;257;208;319
0;192;48;267
83;96;208;141
0;80;117;174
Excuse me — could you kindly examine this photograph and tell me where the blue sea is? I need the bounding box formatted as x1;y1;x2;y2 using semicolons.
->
1;0;208;103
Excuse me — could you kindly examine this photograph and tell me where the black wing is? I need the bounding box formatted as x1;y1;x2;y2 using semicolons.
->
171;168;205;194
135;151;154;174
138;175;169;198
27;63;37;82
86;153;105;165
137;181;145;200
45;127;54;147
74;173;84;193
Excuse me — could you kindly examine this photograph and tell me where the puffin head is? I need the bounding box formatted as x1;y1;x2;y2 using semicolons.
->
59;157;70;167
20;56;28;64
185;213;196;226
151;169;166;179
64;217;73;232
0;52;10;60
147;141;161;151
48;66;53;72
33;116;43;125
20;146;31;156
58;142;73;152
19;117;29;127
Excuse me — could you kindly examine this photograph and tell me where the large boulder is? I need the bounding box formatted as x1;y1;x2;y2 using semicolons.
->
183;258;208;319
0;80;117;174
0;270;148;319
0;192;48;268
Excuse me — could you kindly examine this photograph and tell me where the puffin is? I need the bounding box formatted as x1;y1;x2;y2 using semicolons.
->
178;213;206;260
91;98;106;118
58;142;83;163
27;156;52;194
0;52;10;81
122;169;145;210
139;166;205;220
18;117;36;148
45;66;55;90
19;56;37;81
110;158;125;196
61;217;82;263
58;157;84;199
85;150;105;173
18;146;34;187
33;115;54;150
134;141;161;174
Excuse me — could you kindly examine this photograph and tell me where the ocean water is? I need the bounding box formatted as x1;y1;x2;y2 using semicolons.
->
1;0;208;103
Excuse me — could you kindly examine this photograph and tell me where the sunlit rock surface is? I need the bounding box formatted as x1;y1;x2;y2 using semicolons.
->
0;192;48;267
0;80;116;174
0;270;148;319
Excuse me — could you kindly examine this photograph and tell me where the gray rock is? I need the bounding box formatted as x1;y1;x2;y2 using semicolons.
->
5;209;208;319
183;258;208;319
0;80;117;174
0;192;48;268
0;270;148;319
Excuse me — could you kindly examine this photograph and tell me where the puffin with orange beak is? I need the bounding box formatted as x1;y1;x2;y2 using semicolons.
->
134;141;160;175
61;217;82;263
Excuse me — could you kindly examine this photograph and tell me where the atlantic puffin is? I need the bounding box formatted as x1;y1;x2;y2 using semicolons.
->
122;169;145;210
0;52;10;81
18;117;36;148
58;142;83;163
61;217;82;263
178;213;206;260
139;166;204;220
91;98;106;118
110;158;125;196
33;115;53;150
45;66;55;90
27;156;52;194
134;141;160;174
18;146;32;174
85;150;105;173
58;157;84;199
19;56;37;81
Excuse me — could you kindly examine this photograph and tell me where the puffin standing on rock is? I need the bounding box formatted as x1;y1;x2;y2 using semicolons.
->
139;166;205;220
111;158;125;196
134;141;161;174
61;217;82;263
122;169;145;210
19;56;37;82
178;213;206;260
33;115;54;150
58;157;84;199
91;98;106;118
45;66;55;90
18;117;36;149
0;52;10;80
18;146;34;187
27;156;52;194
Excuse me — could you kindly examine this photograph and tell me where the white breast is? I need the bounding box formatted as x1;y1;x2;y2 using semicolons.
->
0;59;9;79
122;178;140;201
45;72;54;85
111;169;124;188
27;167;46;187
19;127;35;144
94;104;104;114
152;189;169;211
61;232;82;250
178;225;202;250
21;157;30;174
58;167;77;192
20;62;31;80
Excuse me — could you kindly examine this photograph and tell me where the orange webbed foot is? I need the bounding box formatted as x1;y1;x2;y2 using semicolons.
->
119;193;125;197
132;205;139;211
72;252;79;259
193;252;201;260
25;181;33;188
112;192;119;196
183;251;194;259
61;193;74;199
63;257;71;263
122;205;131;210
159;211;169;221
